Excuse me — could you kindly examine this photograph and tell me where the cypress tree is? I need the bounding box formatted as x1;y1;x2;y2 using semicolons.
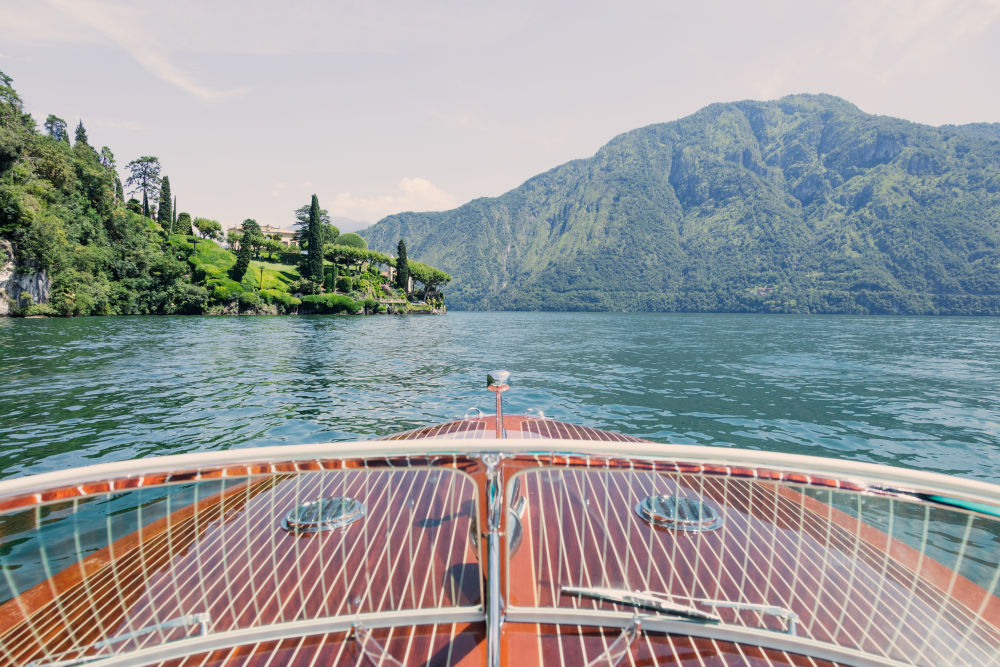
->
306;194;324;282
395;238;409;292
173;196;177;226
114;177;124;202
232;239;252;282
74;120;88;146
176;212;192;236
158;176;172;228
142;191;149;218
232;218;258;281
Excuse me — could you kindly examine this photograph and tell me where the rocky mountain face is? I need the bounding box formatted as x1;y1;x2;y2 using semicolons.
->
362;95;1000;314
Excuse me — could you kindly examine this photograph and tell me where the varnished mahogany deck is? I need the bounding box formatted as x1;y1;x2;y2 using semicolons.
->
0;469;482;666
507;467;1000;665
1;415;998;666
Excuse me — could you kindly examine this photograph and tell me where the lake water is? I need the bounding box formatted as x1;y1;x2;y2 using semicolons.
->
2;312;999;483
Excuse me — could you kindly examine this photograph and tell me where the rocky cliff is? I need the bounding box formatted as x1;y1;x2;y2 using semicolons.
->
0;240;51;316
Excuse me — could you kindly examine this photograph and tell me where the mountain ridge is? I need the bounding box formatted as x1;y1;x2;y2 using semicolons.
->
361;94;1000;314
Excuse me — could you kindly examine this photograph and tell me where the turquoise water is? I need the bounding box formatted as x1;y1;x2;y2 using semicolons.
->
1;312;999;482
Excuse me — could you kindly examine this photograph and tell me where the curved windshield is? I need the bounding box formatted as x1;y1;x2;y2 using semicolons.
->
0;466;481;666
507;467;1000;665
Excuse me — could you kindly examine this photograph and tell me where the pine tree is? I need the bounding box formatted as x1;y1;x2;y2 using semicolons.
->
74;120;88;146
395;238;409;292
44;115;68;142
99;146;115;169
158;176;172;228
125;156;161;217
306;194;324;282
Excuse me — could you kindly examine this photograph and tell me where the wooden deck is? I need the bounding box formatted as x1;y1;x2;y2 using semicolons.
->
506;466;1000;665
1;416;998;665
0;469;483;666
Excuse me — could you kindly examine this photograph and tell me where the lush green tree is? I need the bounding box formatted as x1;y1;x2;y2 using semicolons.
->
193;216;221;240
227;228;244;249
99;146;115;169
408;261;451;299
321;223;338;246
231;219;259;282
324;265;339;291
306;194;324;281
324;245;394;275
241;218;265;259
126;197;142;214
242;218;262;236
395;238;409;291
158;175;172;228
324;243;366;266
293;202;336;247
0;71;33;174
44;114;68;142
125;156;161;218
0;72;210;317
172;196;177;226
175;212;193;235
337;232;368;250
74;120;88;146
96;146;123;201
231;241;252;282
262;237;283;260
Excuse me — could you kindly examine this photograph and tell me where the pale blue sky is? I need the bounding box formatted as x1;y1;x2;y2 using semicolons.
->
1;0;998;231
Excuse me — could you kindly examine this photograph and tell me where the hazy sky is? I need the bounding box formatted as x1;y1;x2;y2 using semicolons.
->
1;0;998;231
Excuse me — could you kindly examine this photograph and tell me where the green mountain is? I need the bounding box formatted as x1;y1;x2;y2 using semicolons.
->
362;95;1000;314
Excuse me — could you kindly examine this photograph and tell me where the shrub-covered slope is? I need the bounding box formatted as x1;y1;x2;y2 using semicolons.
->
363;95;1000;313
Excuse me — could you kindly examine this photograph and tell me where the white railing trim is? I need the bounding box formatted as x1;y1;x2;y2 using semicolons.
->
66;607;484;667
2;439;999;511
506;607;910;667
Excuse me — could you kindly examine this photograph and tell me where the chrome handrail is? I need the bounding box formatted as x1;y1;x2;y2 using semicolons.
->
3;440;1000;513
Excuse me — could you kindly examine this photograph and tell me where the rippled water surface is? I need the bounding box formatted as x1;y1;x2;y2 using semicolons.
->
1;313;999;482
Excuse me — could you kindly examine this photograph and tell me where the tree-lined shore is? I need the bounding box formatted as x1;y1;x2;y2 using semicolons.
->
0;71;449;317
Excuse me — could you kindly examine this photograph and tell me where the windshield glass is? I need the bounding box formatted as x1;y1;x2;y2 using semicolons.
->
0;466;481;665
507;466;1000;665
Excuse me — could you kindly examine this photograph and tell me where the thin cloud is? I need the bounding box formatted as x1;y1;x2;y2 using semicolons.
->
93;119;143;131
843;0;1000;82
329;177;458;222
44;0;248;101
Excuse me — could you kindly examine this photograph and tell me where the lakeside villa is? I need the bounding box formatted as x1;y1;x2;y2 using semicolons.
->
225;224;297;247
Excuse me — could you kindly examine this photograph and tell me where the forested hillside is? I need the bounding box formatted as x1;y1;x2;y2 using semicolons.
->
363;95;1000;314
0;71;446;316
0;71;208;315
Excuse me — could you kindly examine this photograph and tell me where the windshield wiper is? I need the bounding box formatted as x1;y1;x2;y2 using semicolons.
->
561;586;800;635
561;585;722;622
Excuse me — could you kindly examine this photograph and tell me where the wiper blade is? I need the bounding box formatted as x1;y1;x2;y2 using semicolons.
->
561;586;800;635
561;586;722;622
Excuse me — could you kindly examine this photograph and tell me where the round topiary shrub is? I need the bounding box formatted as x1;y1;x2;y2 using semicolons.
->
336;232;368;250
